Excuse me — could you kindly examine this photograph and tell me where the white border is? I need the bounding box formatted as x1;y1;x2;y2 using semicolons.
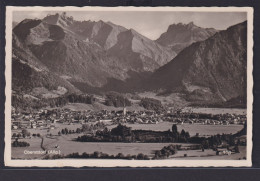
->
5;6;254;167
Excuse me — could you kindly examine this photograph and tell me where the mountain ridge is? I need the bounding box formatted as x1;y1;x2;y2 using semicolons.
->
156;21;217;54
144;21;247;104
12;13;175;91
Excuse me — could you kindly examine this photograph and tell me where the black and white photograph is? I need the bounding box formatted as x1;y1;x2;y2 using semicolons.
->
4;6;253;167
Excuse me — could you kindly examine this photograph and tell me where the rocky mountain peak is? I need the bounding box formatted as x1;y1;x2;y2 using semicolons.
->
43;12;74;27
169;21;195;30
156;22;217;54
187;21;194;25
186;21;196;29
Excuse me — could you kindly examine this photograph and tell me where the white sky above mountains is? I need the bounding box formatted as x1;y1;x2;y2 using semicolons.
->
13;11;247;40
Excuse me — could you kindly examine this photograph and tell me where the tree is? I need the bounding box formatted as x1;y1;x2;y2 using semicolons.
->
82;124;90;132
93;151;101;158
12;140;30;147
64;128;68;134
185;132;190;139
202;140;209;149
154;150;161;159
116;153;124;159
172;124;178;134
22;129;30;138
180;129;186;137
144;155;149;160
76;128;81;133
104;92;131;107
111;124;131;137
137;153;145;160
229;137;235;146
139;97;164;111
237;139;241;145
102;127;110;137
234;145;240;153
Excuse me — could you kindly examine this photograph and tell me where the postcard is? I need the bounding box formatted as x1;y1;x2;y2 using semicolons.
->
5;6;253;167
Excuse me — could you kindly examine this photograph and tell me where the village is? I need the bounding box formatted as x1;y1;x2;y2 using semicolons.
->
11;106;246;132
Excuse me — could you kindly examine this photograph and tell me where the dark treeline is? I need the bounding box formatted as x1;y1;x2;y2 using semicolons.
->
59;128;81;135
76;124;190;143
12;91;133;110
104;92;131;107
45;94;96;107
189;134;238;149
154;144;180;159
167;112;244;121
12;95;47;110
186;124;247;149
45;151;150;160
139;97;164;111
58;122;106;135
12;129;31;138
12;93;96;110
76;123;246;150
233;122;247;137
12;139;30;147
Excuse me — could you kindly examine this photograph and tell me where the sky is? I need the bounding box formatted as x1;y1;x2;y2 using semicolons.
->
13;11;247;40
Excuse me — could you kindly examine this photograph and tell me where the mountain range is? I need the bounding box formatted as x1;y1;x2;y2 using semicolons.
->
13;13;175;88
144;21;247;105
12;12;247;106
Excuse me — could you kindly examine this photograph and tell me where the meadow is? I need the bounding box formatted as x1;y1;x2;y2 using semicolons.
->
172;146;246;160
182;107;247;115
12;136;192;159
12;136;246;160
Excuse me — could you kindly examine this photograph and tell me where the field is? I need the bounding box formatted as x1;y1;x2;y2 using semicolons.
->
12;123;82;136
172;146;246;160
12;137;45;159
107;122;244;136
31;86;68;99
11;135;192;159
11;121;244;159
11;135;246;160
182;107;246;115
11;122;245;160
